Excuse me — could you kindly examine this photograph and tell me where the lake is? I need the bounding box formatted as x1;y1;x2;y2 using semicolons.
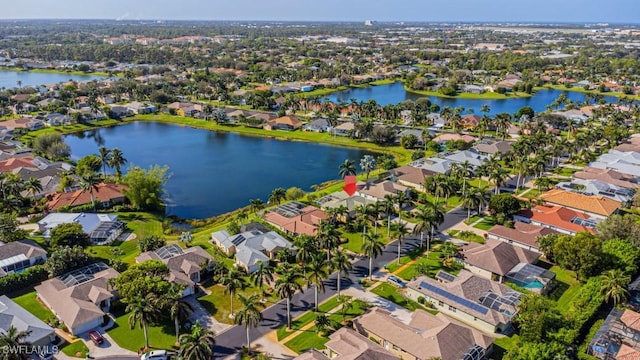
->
0;70;108;89
65;122;374;219
326;82;620;115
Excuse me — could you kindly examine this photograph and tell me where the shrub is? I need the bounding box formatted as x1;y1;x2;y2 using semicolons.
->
0;265;48;294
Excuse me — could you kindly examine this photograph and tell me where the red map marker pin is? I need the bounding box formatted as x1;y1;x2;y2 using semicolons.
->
343;175;357;196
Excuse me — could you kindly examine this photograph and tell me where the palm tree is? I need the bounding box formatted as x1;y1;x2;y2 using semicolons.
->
395;190;409;224
600;269;631;306
489;167;510;194
382;194;395;237
235;293;264;354
461;187;482;221
306;254;329;312
250;261;274;294
414;201;444;251
108;148;127;178
315;314;333;335
452;160;473;195
97;146;112;175
0;326;31;360
79;173;100;211
268;187;286;205
391;222;410;265
361;231;384;280
178;320;216;360
360;155;376;181
163;284;194;344
316;221;341;260
127;295;162;350
337;295;354;322
24;177;43;203
331;249;353;296
295;235;318;265
221;269;246;317
338;159;357;179
249;198;265;214
275;265;304;330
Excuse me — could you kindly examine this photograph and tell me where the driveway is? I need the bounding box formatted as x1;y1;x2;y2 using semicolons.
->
184;295;233;335
81;331;137;359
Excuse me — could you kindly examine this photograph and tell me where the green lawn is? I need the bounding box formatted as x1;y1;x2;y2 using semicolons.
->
548;266;582;313
108;308;178;352
60;340;89;357
370;283;432;313
395;247;461;281
197;284;278;324
276;295;344;341
11;291;56;324
117;212;164;239
551;166;581;177
385;246;428;273
464;215;483;225
473;218;496;231
449;230;485;243
339;230;365;254
521;189;543;200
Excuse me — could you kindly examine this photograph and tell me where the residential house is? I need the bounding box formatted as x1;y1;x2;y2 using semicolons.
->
460;239;540;282
295;327;398;360
96;95;115;105
211;227;294;273
487;222;560;253
0;157;43;172
396;129;429;145
409;157;455;175
392;165;437;192
406;271;522;333
108;105;132;118
440;150;488;169
589;150;640;177
432;134;476;145
38;213;124;245
303;118;330;132
11;103;37;114
35;262;118;335
588;308;640;360
555;179;635;205
352;307;493;360
46;182;126;211
264;202;328;236
44;113;71;126
0;240;47;277
356;180;410;203
0;295;55;346
613;137;640;153
573;167;640;190
36;98;63;108
0;118;45;132
460;114;482;129
13;161;74;199
264;116;303;131
538;188;621;219
135;245;215;297
330;121;355;137
462;84;486;94
315;192;376;219
514;204;599;235
474;140;514;157
125;101;156;114
167;102;203;117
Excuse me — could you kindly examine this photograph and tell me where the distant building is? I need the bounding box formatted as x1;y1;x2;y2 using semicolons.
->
364;20;376;26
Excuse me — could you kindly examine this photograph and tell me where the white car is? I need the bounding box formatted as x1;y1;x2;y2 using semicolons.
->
140;350;169;360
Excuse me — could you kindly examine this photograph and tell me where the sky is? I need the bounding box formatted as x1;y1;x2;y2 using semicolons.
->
0;0;638;24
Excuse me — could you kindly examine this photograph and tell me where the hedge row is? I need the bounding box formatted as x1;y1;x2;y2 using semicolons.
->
0;265;48;294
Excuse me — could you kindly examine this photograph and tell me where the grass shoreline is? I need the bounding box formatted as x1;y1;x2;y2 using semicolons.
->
0;66;115;78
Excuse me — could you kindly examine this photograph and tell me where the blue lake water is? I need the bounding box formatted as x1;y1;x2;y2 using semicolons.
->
65;122;373;219
326;82;620;115
0;70;108;89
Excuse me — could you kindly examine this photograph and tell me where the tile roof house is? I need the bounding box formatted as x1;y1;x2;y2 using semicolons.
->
432;134;476;145
295;327;398;360
589;150;640;177
0;295;55;346
391;165;437;192
460;114;482;129
352;307;493;360
487;222;560;253
573;167;640;190
589;308;640;360
264;202;328;236
38;213;124;245
406;271;522;334
0;157;40;172
135;245;215;297
356;180;410;202
315;192;377;217
514;204;599;235
409;157;455;175
46;182;126;211
330;121;355;136
264;116;303;131
555;179;635;205
538;188;621;219
0;240;47;277
460;240;540;282
211;228;294;273
474;140;514;157
35;262;118;335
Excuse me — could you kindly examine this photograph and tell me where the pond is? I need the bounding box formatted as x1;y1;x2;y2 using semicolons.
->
325;82;620;115
65;122;374;219
0;70;108;89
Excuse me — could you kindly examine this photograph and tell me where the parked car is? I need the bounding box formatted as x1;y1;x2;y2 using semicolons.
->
88;330;104;345
141;350;169;360
387;275;406;288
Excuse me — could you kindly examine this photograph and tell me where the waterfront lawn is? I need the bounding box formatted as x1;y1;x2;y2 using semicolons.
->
60;340;89;357
117;212;164;239
276;295;344;341
11;291;55;323
20;119;122;142
108;308;177;352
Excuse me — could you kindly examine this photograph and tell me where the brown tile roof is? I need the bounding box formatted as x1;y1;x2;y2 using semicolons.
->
538;188;621;217
267;116;303;129
462;239;539;276
264;205;328;236
357;181;408;200
433;134;476;143
474;140;514;155
46;182;127;210
392;165;437;188
573;167;640;189
615;344;640;360
0;157;37;172
136;246;214;287
353;307;491;360
488;222;560;250
517;205;595;234
324;327;398;360
621;309;640;332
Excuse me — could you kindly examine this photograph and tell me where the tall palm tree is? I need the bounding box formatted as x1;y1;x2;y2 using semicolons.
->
489;167;510;194
275;265;304;330
163;284;194;344
178;320;216;360
600;269;631;306
108;148;127;178
461;187;481;221
97;146;112;176
79;173;100;211
331;249;353;296
382;194;396;237
338;159;357;179
249;198;265;214
24;177;43;203
317;221;341;261
361;231;384;280
294;235;317;265
415;201;445;251
235;293;264;353
453;160;473;195
0;326;31;360
127;295;162;349
221;269;246;317
268;187;286;205
359;155;376;181
395;190;409;224
391;222;410;265
249;261;274;294
306;254;329;312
